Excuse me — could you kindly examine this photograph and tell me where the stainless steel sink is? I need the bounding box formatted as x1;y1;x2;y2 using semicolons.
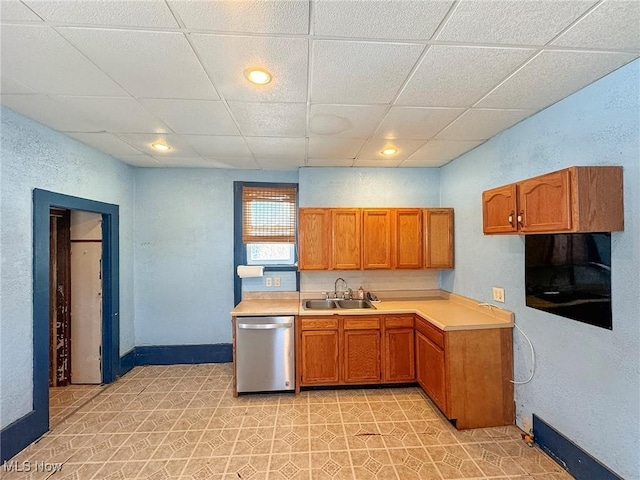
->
303;299;338;310
303;298;376;310
337;299;376;309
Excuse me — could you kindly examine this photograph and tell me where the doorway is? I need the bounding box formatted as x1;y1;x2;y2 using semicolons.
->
48;209;106;425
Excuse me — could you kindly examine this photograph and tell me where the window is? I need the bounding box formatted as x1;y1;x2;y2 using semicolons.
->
242;185;297;266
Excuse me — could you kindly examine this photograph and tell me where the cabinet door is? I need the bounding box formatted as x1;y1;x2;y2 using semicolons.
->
424;209;454;269
301;330;340;384
298;209;330;270
415;331;447;413
518;170;571;233
363;209;393;269
384;328;415;382
343;330;381;383
331;209;361;270
482;184;518;234
395;209;423;269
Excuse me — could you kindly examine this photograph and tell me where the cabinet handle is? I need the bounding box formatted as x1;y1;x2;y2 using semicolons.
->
517;211;524;227
508;211;515;228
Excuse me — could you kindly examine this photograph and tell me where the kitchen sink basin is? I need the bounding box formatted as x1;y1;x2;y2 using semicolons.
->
337;299;375;309
304;299;338;310
303;299;376;310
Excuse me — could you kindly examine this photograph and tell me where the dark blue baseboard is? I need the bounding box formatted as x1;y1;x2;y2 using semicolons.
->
533;415;623;480
134;344;232;366
0;411;47;464
119;348;136;377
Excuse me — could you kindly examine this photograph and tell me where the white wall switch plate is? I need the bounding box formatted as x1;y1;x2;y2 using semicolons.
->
265;277;272;287
274;277;281;287
492;287;505;303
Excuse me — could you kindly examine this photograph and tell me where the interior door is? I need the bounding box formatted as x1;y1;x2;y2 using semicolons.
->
70;212;103;384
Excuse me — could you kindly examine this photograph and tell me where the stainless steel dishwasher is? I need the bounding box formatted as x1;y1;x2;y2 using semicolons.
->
235;316;295;393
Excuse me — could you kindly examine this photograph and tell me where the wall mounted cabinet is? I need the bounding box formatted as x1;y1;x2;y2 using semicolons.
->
298;207;452;270
482;166;623;235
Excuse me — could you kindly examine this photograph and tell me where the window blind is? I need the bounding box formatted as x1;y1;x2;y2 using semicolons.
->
242;186;297;243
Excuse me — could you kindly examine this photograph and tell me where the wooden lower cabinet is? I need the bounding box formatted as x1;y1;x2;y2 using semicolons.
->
415;317;514;429
343;329;381;383
415;331;446;411
299;318;340;385
383;315;415;382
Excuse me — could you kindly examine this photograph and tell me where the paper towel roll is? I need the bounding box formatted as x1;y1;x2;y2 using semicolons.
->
237;265;264;278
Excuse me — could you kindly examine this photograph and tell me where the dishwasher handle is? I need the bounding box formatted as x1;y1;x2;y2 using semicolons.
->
237;322;293;330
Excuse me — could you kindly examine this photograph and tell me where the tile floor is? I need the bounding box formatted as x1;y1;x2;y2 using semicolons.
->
2;364;573;480
49;385;107;428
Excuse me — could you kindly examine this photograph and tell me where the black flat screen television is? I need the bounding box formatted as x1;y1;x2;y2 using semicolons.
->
525;233;612;329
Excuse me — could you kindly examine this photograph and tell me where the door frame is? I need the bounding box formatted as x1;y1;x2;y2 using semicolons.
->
33;189;119;428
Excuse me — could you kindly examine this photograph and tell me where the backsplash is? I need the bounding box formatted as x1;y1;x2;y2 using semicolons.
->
242;271;297;292
300;270;438;294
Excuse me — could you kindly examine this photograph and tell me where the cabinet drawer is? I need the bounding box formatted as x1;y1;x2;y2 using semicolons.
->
415;317;444;349
384;315;414;329
344;317;380;330
301;318;338;330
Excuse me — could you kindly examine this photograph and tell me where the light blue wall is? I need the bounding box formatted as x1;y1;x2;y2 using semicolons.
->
133;169;298;346
0;107;136;429
439;60;640;480
298;167;440;207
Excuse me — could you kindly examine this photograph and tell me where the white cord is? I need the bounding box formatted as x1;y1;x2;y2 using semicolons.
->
478;303;536;384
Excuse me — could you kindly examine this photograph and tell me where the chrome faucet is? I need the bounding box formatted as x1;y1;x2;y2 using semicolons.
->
334;277;348;299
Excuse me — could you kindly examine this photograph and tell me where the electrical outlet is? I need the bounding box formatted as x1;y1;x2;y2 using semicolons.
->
265;277;272;287
274;277;281;287
492;287;505;303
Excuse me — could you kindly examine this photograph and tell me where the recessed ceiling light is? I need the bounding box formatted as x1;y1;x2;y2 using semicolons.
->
245;68;272;85
151;142;170;152
381;147;397;155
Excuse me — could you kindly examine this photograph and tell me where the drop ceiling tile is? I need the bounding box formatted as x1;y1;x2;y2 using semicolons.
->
190;34;307;102
436;0;597;45
314;0;453;40
182;135;252;158
24;0;179;28
477;50;638;110
58;28;218;99
400;158;450;167
151;157;214;168
310;105;387;138
375;107;465;140
552;0;640;51
116;133;199;157
202;157;261;169
1;94;100;131
228;102;306;137
308;138;366;159
65;132;144;155
0;77;35;94
1;25;128;96
311;40;425;104
408;140;483;162
245;137;306;160
140;99;239;135
256;158;305;169
53;96;171;133
168;0;309;34
306;159;356;167
353;159;403;168
358;138;425;161
1;1;42;21
436;109;534;141
115;154;164;167
397;45;534;107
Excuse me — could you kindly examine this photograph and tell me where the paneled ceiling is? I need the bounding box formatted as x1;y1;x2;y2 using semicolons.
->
1;0;638;169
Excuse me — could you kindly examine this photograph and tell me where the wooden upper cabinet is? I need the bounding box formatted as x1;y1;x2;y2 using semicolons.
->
482;184;518;234
424;208;454;269
362;209;393;269
298;208;330;270
482;166;623;235
395;209;423;269
331;209;361;270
